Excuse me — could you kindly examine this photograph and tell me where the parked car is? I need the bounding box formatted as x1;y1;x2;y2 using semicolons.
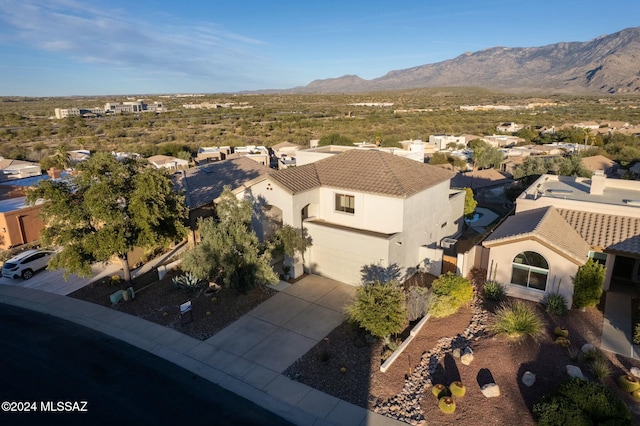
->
2;249;55;280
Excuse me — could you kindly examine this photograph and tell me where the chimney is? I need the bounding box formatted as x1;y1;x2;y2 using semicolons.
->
47;167;62;179
590;170;606;195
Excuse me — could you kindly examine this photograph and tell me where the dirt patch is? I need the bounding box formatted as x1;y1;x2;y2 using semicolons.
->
69;269;277;340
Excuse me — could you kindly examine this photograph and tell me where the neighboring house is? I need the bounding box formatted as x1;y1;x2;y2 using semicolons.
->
296;142;425;167
496;122;524;133
68;150;91;164
482;172;640;307
172;157;272;230
194;146;231;165
451;169;514;205
0;197;45;250
147;155;189;171
428;135;466;151
0;158;42;181
481;135;525;147
246;150;465;284
232;146;270;167
573;121;600;130
271;142;303;169
581;155;618;176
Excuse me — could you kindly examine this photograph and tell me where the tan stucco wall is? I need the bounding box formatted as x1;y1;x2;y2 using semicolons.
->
0;204;45;250
486;239;580;307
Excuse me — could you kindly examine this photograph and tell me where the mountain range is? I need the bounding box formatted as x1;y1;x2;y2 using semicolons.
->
289;27;640;94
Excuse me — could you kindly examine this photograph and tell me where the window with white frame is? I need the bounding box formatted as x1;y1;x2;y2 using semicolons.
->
335;193;355;214
511;251;548;291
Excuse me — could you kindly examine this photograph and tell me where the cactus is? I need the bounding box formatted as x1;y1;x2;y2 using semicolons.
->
554;326;569;337
438;396;456;414
432;384;447;398
450;381;466;397
618;375;640;393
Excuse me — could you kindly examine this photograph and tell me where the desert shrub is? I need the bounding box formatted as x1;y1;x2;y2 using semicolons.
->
573;259;605;308
483;280;505;301
634;322;640;345
490;300;546;342
171;271;202;292
545;292;569;316
345;280;407;340
429;273;473;318
590;357;612;382
534;378;631;426
406;286;432;321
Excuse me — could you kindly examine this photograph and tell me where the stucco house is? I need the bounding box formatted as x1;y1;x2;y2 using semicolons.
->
245;149;465;285
147;155;189;171
482;172;640;307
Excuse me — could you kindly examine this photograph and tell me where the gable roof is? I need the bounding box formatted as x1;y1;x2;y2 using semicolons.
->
269;150;454;197
483;206;590;264
173;157;271;209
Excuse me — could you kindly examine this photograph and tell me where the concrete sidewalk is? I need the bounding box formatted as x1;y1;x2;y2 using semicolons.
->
0;276;403;426
602;290;640;359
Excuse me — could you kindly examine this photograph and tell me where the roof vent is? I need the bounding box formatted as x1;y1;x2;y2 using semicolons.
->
441;238;457;249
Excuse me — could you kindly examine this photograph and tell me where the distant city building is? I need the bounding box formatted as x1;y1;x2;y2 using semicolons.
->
55;100;163;118
496;122;524;133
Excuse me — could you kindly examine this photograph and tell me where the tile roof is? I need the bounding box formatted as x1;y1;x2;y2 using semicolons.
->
173;157;271;209
269;150;454;197
451;169;513;190
483;206;590;264
580;155;616;173
557;209;640;255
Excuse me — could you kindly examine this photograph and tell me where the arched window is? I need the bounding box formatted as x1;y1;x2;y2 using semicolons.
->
511;251;549;291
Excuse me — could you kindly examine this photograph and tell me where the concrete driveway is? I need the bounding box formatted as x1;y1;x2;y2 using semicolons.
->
206;275;357;373
0;261;121;295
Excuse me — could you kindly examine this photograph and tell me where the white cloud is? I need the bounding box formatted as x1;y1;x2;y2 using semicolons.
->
0;0;269;83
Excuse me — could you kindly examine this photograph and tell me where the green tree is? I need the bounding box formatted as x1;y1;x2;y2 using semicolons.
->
270;224;311;266
345;280;407;340
181;187;278;292
463;187;477;218
27;152;188;282
572;259;605;308
469;139;504;169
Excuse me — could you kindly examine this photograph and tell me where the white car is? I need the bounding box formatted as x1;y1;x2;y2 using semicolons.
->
1;249;55;280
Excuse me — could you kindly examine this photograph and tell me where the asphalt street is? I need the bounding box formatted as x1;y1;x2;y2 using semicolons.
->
0;304;293;426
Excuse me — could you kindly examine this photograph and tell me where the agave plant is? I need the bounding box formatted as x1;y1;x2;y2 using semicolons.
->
172;272;203;292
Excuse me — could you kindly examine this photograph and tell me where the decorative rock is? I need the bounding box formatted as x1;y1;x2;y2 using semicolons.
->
460;347;474;365
566;365;585;380
452;348;461;359
522;371;536;387
581;343;594;353
631;367;640;379
481;383;500;398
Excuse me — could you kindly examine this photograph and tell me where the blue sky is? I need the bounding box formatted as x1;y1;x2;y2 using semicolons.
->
0;0;638;96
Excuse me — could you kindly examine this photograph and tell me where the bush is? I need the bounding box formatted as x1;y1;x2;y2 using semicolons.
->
634;322;640;345
545;292;569;316
429;273;473;318
590;358;612;382
406;286;432;321
534;378;631;426
345;280;407;340
490;300;546;342
573;259;605;308
483;280;505;301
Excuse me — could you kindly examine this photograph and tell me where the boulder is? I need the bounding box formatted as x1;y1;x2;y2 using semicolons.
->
452;348;461;359
631;367;640;379
460;347;474;366
481;383;500;398
522;371;536;387
581;343;594;353
566;365;585;380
